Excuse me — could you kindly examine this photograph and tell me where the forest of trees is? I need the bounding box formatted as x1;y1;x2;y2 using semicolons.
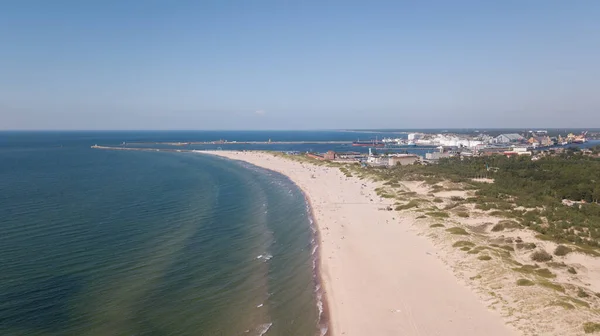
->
375;147;600;247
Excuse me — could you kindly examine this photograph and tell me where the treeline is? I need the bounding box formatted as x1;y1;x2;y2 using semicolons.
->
374;150;600;246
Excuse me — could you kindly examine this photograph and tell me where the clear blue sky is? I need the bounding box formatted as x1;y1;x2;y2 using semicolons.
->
1;1;599;130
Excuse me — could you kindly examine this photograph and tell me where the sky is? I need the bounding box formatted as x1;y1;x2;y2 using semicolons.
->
1;0;599;130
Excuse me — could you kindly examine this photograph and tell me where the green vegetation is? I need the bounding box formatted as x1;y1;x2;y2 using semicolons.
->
568;267;578;274
460;246;471;251
467;246;489;254
516;279;535;286
426;211;450;218
364;154;600;247
554;245;573;256
416;215;427;219
433;197;443;203
584;322;600;334
538;279;564;292
478;255;492;261
531;250;553;262
550;300;575;309
515;242;537;250
578;288;591;298
456;211;470;218
430;223;444;228
535;268;556;278
491;220;520;232
395;200;422;210
452;240;475;248
446;227;469;235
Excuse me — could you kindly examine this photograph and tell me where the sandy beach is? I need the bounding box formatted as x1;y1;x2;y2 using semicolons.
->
202;150;516;336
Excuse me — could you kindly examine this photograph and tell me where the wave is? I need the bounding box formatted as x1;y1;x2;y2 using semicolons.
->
256;322;272;336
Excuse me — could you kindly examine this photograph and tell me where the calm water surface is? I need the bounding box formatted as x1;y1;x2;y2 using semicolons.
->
0;132;328;335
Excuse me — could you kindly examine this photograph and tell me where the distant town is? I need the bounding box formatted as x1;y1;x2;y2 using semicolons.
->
298;130;599;167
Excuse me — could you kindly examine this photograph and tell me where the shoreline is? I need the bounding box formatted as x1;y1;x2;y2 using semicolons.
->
201;150;516;336
304;194;331;336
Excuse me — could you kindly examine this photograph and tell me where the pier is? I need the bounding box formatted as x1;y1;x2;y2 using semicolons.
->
123;140;353;146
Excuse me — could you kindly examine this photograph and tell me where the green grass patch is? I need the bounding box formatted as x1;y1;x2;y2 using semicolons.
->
584;322;600;334
430;223;444;228
456;211;470;218
426;211;450;218
500;245;515;251
550;300;575;310
433;197;443;203
568;296;590;308
491;220;520;232
395;200;421;210
578;288;591;298
452;240;475;248
516;279;535;286
478;255;492;261
467;246;489;254
446;227;469;235
416;215;427;219
535;268;556;278
460;246;471;251
515;242;537;250
538;279;565;292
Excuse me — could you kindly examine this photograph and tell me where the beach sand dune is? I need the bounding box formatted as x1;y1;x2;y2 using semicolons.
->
203;151;516;336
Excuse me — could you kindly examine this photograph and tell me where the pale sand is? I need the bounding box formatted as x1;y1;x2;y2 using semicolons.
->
201;151;516;336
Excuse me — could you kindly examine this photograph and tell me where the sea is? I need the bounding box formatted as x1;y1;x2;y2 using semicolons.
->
1;131;367;336
1;131;596;336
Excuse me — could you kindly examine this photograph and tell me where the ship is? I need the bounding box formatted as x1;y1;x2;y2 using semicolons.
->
352;138;385;147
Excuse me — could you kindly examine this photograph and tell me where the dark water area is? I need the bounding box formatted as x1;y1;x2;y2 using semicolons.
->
0;131;327;336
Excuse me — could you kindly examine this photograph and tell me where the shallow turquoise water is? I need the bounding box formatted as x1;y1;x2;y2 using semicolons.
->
0;133;320;335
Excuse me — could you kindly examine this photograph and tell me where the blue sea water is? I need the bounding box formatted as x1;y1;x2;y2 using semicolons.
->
0;131;344;336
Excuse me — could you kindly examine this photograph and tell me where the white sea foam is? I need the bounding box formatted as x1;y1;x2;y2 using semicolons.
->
256;254;273;262
256;322;272;336
256;303;263;308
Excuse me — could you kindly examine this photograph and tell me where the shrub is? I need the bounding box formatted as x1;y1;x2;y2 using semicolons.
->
433;198;443;203
427;211;450;218
568;267;577;274
516;279;535;286
416;215;427;219
453;240;475;248
516;242;536;250
491;223;505;232
535;268;555;278
554;245;572;256
578;288;590;298
456;211;470;218
539;280;564;292
450;196;465;201
430;223;444;228
531;250;553;262
446;227;469;235
583;322;600;334
478;255;492;261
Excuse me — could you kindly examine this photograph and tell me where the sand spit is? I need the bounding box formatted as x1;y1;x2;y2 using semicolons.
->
201;151;515;336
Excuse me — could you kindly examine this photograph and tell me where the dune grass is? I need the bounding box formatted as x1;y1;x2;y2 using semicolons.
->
446;227;469;235
516;279;535;286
